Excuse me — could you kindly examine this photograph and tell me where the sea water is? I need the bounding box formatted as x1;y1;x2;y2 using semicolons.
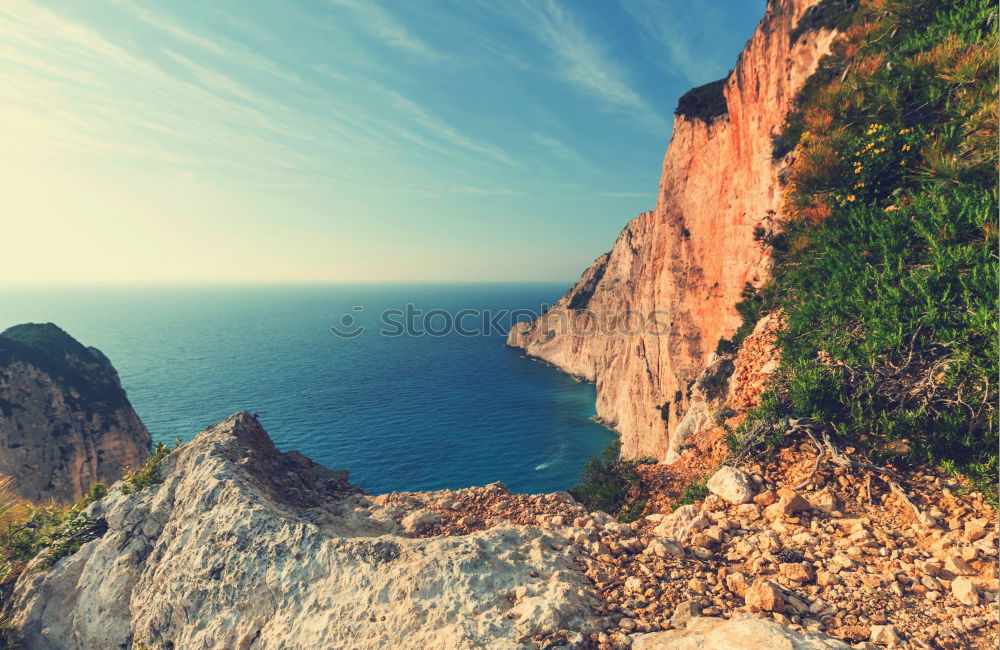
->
0;285;614;494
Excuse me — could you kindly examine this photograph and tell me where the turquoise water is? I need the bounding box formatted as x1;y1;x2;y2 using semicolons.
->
0;285;614;494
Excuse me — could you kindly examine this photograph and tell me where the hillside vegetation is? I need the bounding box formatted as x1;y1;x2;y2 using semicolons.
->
728;0;997;502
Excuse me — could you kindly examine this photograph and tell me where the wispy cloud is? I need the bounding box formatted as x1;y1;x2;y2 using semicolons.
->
511;0;668;133
326;0;444;60
111;0;303;84
596;191;650;198
621;0;733;86
109;0;226;55
0;0;519;200
531;133;581;162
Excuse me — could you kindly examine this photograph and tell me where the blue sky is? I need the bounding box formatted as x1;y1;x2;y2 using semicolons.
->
1;0;765;284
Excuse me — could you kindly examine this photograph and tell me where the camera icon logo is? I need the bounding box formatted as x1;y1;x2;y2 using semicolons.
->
330;306;366;339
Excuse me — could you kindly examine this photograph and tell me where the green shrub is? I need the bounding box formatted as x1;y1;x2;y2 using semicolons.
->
570;440;654;521
618;500;648;524
675;78;728;122
746;0;998;503
121;441;175;495
1;479;111;589
673;479;709;510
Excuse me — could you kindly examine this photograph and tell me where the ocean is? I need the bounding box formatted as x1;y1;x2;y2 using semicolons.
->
0;285;615;494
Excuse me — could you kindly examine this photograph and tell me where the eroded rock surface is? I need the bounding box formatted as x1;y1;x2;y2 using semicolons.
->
10;413;602;650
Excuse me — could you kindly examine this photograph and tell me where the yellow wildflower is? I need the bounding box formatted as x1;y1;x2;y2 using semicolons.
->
847;195;856;202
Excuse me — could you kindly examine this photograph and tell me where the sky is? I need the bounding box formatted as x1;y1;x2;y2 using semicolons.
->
1;0;765;285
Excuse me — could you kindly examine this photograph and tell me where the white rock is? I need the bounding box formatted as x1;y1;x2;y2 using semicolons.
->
952;576;981;606
631;616;852;649
652;505;711;542
869;624;900;645
645;537;685;558
401;509;439;533
706;466;754;504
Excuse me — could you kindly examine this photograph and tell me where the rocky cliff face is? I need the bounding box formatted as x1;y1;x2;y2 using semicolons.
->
508;0;837;460
0;323;151;502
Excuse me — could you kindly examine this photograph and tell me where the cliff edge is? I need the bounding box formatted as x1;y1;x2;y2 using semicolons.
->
8;412;868;650
507;0;837;461
0;323;151;502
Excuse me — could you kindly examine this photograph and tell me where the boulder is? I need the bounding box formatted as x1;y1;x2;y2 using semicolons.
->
952;577;980;606
706;466;754;504
645;537;685;559
652;505;711;542
401;509;439;533
943;555;977;576
869;625;901;645
670;601;702;629
745;579;785;612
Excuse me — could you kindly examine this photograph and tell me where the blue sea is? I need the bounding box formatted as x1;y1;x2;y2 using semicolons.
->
0;285;614;494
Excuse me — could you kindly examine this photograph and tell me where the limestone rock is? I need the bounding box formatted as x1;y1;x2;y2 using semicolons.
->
401;509;439;533
9;413;600;650
670;601;702;629
944;555;976;576
631;616;852;649
952;577;981;606
645;537;685;559
765;489;812;520
652;505;711;542
779;562;815;583
869;625;901;645
745;579;785;612
707;466;754;504
0;323;151;502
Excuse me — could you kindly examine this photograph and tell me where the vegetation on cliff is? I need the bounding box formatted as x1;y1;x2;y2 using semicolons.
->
0;440;176;646
121;441;175;494
674;78;729;122
0;474;109;647
0;323;131;414
730;0;997;501
570;440;657;522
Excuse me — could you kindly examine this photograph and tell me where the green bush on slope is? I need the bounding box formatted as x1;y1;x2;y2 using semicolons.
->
741;0;998;502
570;440;656;522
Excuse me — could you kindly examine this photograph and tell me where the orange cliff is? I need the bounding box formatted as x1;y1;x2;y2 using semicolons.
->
508;0;837;461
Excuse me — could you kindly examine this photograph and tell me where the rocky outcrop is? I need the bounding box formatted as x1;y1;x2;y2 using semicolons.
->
0;323;151;502
9;413;603;650
507;0;839;459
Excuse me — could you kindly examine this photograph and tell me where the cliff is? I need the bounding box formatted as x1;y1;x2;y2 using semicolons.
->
507;0;837;460
0;323;151;502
